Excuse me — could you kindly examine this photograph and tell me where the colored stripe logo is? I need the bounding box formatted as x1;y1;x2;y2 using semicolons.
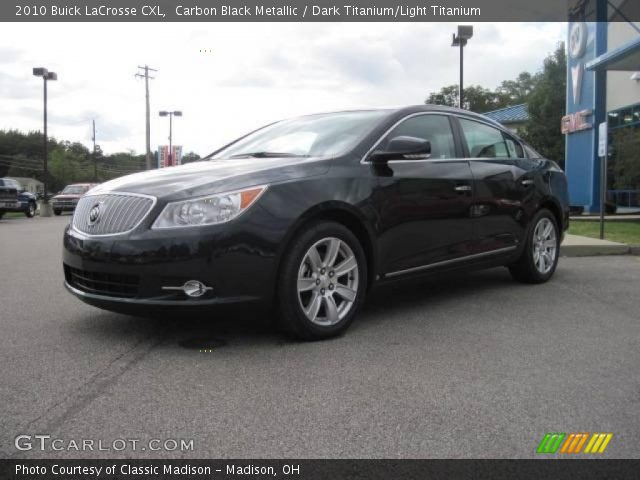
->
537;433;613;454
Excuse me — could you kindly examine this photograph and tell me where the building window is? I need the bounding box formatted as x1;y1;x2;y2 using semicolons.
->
607;102;640;211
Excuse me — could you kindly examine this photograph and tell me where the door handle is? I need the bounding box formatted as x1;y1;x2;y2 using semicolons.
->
454;185;472;192
521;179;534;186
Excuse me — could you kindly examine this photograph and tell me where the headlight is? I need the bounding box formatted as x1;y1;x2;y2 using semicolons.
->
151;185;267;229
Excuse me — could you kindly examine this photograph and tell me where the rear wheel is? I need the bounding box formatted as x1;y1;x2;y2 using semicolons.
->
509;208;559;284
53;209;62;216
277;221;367;340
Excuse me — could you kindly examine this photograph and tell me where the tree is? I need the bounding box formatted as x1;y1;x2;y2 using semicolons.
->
520;45;567;165
0;130;57;179
0;129;159;187
181;151;201;164
495;72;537;106
425;84;507;113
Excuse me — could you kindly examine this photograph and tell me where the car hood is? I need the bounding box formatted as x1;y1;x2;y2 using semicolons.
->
53;194;82;200
88;157;330;200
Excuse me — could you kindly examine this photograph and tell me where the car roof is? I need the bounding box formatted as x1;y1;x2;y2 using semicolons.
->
301;105;506;129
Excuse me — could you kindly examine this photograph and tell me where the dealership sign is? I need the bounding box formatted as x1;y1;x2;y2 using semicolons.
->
561;109;593;134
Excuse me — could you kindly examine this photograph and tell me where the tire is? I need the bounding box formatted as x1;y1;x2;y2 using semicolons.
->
0;211;4;220
277;221;367;340
24;202;36;218
53;209;62;216
508;208;560;284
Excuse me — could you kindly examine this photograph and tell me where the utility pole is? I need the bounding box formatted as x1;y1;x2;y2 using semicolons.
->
92;119;97;182
135;65;157;170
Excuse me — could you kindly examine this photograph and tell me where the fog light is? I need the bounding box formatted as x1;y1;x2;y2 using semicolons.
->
162;280;213;297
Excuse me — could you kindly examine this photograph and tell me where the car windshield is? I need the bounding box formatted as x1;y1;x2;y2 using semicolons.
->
62;185;88;194
212;110;389;160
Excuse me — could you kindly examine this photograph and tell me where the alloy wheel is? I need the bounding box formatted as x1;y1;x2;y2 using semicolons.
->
297;237;359;326
532;217;557;274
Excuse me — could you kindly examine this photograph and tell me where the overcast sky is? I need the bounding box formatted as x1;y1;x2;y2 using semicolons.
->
0;22;565;155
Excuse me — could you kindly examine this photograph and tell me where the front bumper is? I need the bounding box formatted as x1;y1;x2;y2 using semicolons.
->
62;222;278;313
0;200;20;211
52;202;78;211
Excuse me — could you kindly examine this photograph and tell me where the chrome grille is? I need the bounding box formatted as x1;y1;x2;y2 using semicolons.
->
0;188;17;200
72;193;154;235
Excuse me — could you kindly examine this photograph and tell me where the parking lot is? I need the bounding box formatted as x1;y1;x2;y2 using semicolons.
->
1;214;639;458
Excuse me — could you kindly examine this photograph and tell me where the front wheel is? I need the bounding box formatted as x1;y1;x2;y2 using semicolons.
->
53;209;62;216
277;221;367;340
509;209;560;284
25;202;36;218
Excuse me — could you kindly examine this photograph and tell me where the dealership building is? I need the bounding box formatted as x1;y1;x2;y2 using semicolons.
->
564;0;640;213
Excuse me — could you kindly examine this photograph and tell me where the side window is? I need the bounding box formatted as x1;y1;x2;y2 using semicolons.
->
459;118;509;158
504;134;525;159
380;115;456;159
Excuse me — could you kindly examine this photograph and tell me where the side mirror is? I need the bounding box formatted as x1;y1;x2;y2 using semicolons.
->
369;136;431;164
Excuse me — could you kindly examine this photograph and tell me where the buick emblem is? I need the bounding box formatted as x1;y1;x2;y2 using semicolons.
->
88;203;102;225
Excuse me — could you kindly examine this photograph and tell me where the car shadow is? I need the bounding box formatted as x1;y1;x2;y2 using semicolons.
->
70;267;518;351
364;267;515;313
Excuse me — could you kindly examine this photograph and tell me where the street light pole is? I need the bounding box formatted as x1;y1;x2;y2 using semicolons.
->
33;67;57;217
159;111;182;167
43;75;47;200
459;39;464;108
169;113;173;166
92;119;97;182
451;26;473;110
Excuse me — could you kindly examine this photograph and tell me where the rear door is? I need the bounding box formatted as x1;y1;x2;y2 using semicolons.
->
370;113;476;276
456;116;531;253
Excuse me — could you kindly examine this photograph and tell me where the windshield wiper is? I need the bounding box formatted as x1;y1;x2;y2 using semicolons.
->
229;152;310;159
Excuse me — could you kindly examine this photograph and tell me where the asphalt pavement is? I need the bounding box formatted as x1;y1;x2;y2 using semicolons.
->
1;214;639;459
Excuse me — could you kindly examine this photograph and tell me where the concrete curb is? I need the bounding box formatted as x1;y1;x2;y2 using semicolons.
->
560;234;634;257
561;244;631;257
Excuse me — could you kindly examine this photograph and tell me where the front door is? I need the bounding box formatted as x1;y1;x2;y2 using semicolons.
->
370;114;475;275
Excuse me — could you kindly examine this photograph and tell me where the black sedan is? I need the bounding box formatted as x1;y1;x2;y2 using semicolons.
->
63;105;569;340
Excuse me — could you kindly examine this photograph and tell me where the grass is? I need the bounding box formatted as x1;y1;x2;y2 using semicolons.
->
2;212;26;219
569;221;640;245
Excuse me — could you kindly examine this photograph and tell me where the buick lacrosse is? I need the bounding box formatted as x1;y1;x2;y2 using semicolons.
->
63;105;569;339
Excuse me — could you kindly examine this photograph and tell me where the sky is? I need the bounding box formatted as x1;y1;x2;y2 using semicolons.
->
0;22;566;156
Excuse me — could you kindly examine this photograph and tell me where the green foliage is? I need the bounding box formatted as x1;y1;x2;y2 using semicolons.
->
426;84;508;113
181;151;201;164
495;72;537;106
0;129;152;191
520;46;567;165
569;220;640;245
